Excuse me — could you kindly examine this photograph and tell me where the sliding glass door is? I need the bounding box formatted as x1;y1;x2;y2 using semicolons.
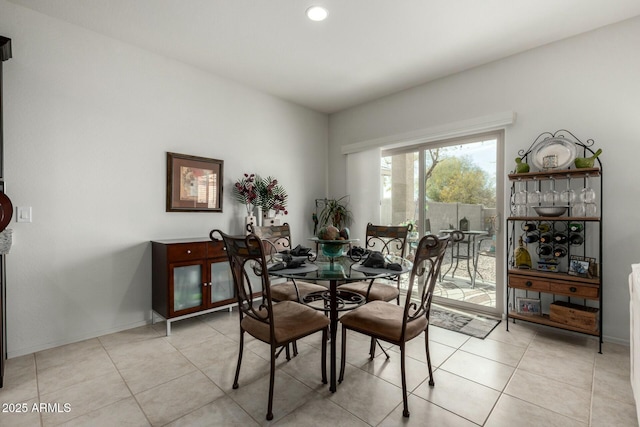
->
381;132;503;315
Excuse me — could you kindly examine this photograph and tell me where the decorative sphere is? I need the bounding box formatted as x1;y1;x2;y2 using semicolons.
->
318;225;340;240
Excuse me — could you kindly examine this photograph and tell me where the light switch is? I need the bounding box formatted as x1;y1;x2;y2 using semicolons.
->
17;206;32;223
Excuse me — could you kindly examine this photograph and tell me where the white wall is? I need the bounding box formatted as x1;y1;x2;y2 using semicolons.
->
346;149;381;243
329;17;640;344
0;1;328;357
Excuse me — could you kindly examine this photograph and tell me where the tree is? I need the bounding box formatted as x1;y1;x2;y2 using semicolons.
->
424;149;440;183
426;156;495;207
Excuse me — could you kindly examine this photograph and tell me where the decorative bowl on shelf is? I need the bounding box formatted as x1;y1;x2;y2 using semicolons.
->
532;206;568;217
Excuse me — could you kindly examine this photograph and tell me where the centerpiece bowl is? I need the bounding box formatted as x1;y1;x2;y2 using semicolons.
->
309;237;358;263
319;240;348;258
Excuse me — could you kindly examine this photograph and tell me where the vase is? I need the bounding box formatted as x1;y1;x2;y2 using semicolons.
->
245;215;256;233
262;214;281;226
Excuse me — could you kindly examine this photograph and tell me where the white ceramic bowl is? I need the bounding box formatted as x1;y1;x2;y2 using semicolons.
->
533;206;568;217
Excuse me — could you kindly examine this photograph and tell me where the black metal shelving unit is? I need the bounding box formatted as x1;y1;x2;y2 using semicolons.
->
505;130;603;353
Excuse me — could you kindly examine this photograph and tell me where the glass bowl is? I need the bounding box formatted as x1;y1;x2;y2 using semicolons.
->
320;241;347;257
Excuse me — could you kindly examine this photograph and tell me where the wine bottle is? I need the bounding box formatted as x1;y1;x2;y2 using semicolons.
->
553;246;568;258
537;244;553;257
523;222;537;232
569;233;584;246
553;233;568;244
569;223;584;233
538;223;551;233
524;234;539;244
539;233;553;244
515;236;532;269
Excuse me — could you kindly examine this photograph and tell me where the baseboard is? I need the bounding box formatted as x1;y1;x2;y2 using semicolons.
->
7;319;150;359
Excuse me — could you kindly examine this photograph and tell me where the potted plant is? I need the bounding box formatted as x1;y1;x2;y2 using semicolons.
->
232;173;258;216
319;196;353;229
255;175;288;217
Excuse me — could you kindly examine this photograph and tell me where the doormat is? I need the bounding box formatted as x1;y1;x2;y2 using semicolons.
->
430;305;501;339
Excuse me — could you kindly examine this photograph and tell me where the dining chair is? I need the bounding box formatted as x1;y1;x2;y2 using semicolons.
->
247;223;327;302
338;223;412;304
211;230;330;421
338;232;456;418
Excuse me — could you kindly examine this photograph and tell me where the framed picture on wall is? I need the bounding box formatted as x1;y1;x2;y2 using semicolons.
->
166;152;223;212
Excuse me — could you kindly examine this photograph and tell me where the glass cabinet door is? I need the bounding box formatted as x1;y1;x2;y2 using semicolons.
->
210;260;234;304
172;264;203;312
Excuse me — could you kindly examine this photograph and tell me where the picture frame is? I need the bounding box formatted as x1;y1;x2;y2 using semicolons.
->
166;152;223;212
585;256;598;278
516;297;541;315
568;255;590;278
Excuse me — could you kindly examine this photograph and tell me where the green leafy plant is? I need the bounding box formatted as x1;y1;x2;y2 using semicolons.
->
233;173;258;216
319;196;353;229
255;175;288;215
233;173;288;216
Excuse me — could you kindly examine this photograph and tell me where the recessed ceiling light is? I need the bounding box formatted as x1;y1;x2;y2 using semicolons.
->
306;6;328;21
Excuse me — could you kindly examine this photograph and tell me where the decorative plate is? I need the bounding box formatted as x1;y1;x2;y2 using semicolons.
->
0;192;13;233
530;137;577;170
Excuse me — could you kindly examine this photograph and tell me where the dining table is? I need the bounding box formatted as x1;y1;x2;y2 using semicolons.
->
269;243;412;392
439;229;488;287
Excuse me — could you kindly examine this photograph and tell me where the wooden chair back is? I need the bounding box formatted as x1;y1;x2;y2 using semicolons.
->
403;231;462;333
210;230;274;331
247;223;292;258
364;223;412;258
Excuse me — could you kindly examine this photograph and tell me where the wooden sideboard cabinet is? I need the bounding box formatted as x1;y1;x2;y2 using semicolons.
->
151;238;236;335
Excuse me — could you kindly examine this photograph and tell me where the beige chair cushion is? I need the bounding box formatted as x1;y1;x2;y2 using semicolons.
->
338;280;400;302
270;280;327;302
339;300;427;344
241;300;330;345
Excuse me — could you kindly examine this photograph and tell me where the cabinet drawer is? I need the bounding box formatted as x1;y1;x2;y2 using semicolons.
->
167;242;207;262
509;275;550;292
549;282;599;299
207;240;226;259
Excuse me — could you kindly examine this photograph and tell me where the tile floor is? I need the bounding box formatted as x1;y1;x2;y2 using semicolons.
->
0;308;637;427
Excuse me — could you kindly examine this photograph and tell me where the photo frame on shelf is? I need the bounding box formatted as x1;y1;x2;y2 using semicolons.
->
585;256;598;278
166;152;223;212
516;297;541;315
568;255;590;278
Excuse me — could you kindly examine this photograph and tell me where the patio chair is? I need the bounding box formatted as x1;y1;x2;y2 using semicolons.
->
474;234;496;284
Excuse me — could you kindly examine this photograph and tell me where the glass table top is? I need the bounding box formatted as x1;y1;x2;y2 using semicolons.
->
269;254;412;282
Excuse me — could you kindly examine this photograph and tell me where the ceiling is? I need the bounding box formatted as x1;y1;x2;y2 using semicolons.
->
8;0;640;113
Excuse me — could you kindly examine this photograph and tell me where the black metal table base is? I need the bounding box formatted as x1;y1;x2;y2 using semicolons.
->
302;285;365;392
302;289;365;311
